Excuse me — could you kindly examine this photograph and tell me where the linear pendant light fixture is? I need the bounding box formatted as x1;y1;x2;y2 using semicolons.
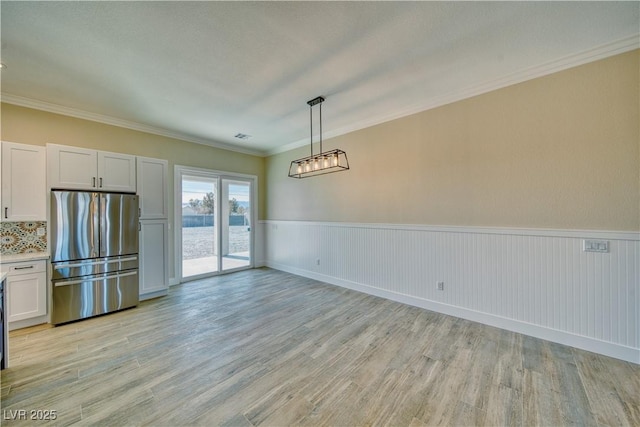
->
288;96;349;178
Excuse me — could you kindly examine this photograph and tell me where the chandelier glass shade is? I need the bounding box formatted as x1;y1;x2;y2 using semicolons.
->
288;96;349;179
288;148;349;178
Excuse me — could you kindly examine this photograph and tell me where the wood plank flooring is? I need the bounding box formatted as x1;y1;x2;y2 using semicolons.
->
1;268;638;426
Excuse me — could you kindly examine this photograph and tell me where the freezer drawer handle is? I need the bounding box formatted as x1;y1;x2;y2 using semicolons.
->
53;256;138;270
54;271;137;287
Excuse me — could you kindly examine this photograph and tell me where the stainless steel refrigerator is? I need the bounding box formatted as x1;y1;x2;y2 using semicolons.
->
50;191;139;324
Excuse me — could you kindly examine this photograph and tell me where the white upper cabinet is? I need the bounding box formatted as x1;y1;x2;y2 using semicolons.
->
47;144;96;190
136;156;168;219
1;142;47;221
48;144;136;193
98;151;137;193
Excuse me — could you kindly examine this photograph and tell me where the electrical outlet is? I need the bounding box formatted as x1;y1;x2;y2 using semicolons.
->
437;281;444;291
316;258;320;266
36;227;46;236
583;239;609;253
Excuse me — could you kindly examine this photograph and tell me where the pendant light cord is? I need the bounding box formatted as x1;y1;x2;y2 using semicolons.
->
309;100;324;157
310;103;313;158
319;102;323;155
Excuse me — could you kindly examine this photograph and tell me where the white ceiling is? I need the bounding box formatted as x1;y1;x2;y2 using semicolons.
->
1;2;638;156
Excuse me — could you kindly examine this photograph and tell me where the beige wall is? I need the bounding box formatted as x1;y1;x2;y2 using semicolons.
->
266;50;639;231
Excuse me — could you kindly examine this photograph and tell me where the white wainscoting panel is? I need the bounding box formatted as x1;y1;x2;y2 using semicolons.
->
262;220;639;363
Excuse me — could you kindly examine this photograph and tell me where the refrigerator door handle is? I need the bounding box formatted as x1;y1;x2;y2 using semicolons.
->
53;256;138;270
99;193;106;255
90;193;100;258
54;271;137;287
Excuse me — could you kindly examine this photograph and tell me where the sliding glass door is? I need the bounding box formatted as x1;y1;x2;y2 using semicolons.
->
181;174;218;278
221;178;251;271
177;167;254;281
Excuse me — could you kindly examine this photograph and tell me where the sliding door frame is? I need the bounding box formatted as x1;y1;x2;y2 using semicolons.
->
175;165;257;282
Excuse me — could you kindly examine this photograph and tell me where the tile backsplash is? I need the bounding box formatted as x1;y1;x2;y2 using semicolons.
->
0;221;47;255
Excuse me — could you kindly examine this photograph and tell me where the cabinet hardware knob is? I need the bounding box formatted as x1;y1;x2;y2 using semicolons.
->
92;177;96;187
100;177;103;188
14;266;34;270
4;207;7;219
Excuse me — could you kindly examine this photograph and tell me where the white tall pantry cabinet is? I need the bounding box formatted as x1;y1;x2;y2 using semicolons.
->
137;157;169;300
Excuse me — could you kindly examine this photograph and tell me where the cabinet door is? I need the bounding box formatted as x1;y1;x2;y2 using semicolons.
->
1;142;46;221
98;151;136;193
48;144;98;190
7;272;47;322
137;157;168;219
139;220;169;297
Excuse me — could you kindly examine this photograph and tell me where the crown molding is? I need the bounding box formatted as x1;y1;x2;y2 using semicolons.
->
268;34;640;156
0;93;267;157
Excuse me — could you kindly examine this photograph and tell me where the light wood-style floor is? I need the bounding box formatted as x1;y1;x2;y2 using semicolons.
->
1;268;638;426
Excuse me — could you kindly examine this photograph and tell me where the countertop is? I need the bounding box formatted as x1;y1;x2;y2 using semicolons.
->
0;252;50;264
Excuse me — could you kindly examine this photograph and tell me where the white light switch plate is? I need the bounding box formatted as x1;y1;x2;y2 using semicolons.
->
583;239;609;253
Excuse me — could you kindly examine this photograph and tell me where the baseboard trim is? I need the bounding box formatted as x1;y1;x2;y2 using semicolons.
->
8;316;48;332
139;289;169;301
266;261;640;364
